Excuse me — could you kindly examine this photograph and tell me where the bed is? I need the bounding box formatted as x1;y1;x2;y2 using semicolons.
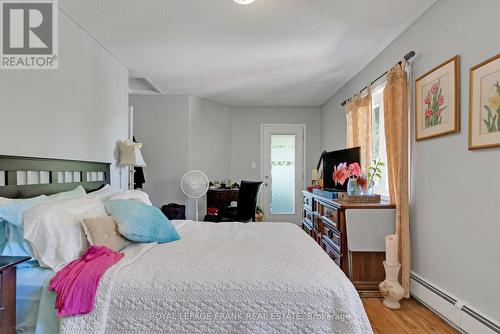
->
0;156;372;334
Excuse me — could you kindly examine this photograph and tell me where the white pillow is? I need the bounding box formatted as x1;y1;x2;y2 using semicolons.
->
48;185;86;201
23;196;106;270
88;184;123;201
107;190;152;206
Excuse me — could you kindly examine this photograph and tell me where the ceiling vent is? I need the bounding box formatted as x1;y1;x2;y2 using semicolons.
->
129;76;163;95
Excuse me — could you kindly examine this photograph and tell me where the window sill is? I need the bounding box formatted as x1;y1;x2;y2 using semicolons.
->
379;194;390;202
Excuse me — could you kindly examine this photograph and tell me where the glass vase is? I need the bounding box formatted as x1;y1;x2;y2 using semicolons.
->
363;182;375;196
347;178;359;195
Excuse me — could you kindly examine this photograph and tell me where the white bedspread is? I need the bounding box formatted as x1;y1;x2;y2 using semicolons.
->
61;221;372;334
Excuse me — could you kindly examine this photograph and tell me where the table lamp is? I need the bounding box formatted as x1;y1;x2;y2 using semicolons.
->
119;139;146;189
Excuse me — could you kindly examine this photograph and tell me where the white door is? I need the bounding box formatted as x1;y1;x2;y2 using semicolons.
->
261;124;304;224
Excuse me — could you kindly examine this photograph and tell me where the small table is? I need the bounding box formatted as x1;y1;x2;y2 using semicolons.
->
205;188;239;221
0;256;31;334
207;188;239;209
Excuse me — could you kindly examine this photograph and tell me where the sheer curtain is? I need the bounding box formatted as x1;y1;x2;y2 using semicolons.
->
383;62;411;298
346;87;372;171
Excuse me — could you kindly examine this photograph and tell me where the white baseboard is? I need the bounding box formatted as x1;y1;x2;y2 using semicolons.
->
411;272;500;334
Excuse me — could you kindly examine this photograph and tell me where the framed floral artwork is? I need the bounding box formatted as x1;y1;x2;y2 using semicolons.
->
469;54;500;150
415;56;460;141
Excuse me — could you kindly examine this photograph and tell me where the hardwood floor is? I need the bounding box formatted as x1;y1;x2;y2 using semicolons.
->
362;297;459;334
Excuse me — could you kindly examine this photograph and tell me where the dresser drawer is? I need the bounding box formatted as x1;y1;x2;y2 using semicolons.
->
323;233;341;253
312;215;321;232
323;238;341;267
317;202;339;230
322;226;341;249
304;209;313;223
323;207;338;223
302;220;313;234
321;216;337;232
303;193;313;211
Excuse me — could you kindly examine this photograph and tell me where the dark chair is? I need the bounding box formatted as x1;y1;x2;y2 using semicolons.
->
218;180;263;223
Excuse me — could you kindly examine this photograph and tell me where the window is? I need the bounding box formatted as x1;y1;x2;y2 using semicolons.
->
371;84;389;199
270;134;296;214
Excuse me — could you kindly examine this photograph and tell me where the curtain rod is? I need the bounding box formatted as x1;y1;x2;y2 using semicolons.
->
340;50;415;107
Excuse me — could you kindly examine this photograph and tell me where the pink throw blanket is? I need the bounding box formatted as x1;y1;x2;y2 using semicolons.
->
48;245;124;317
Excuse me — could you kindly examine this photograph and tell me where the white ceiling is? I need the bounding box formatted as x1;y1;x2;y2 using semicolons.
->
59;0;436;107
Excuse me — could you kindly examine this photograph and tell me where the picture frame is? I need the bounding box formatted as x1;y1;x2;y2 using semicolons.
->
415;56;460;141
468;54;500;150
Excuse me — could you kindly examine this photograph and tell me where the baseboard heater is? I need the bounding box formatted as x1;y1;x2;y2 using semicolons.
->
410;272;500;334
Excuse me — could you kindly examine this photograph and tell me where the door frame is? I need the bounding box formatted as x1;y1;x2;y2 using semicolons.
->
260;123;306;223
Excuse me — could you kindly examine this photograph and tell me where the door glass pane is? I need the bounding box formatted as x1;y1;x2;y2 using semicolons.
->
271;134;295;214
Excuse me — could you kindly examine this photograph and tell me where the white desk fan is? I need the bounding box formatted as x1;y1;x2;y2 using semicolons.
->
181;170;209;221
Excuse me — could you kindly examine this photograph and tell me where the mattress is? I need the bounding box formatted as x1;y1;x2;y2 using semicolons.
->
60;221;372;333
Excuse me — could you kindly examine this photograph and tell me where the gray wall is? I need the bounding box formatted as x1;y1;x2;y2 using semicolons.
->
131;95;231;219
132;95;190;208
0;8;129;188
188;97;231;180
229;106;322;187
321;0;500;322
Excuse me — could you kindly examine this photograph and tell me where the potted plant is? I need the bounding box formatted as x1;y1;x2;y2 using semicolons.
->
255;206;264;222
363;159;385;195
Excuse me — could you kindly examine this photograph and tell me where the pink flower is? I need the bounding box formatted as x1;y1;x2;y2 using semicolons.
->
348;162;361;177
424;94;431;105
430;83;439;95
437;95;444;106
425;108;433;118
333;163;350;186
356;175;368;191
333;162;363;185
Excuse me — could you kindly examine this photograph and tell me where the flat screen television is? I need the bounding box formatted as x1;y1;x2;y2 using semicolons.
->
322;147;361;192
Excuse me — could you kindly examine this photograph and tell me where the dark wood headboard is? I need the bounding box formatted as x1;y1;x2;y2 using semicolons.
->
0;155;110;198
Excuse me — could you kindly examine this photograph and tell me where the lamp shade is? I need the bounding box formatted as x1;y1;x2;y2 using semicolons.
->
119;139;146;167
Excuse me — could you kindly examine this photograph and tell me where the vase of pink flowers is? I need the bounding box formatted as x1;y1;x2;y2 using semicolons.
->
333;162;361;195
333;159;384;195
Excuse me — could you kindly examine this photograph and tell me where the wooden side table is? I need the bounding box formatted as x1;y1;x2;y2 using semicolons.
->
205;189;239;221
0;256;31;334
207;188;239;210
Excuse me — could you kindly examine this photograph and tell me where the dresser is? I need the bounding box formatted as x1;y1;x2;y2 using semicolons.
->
205;188;240;221
302;191;396;295
0;256;31;334
207;189;239;210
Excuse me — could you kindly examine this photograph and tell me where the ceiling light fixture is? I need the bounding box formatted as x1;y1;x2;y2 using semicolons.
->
233;0;255;5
